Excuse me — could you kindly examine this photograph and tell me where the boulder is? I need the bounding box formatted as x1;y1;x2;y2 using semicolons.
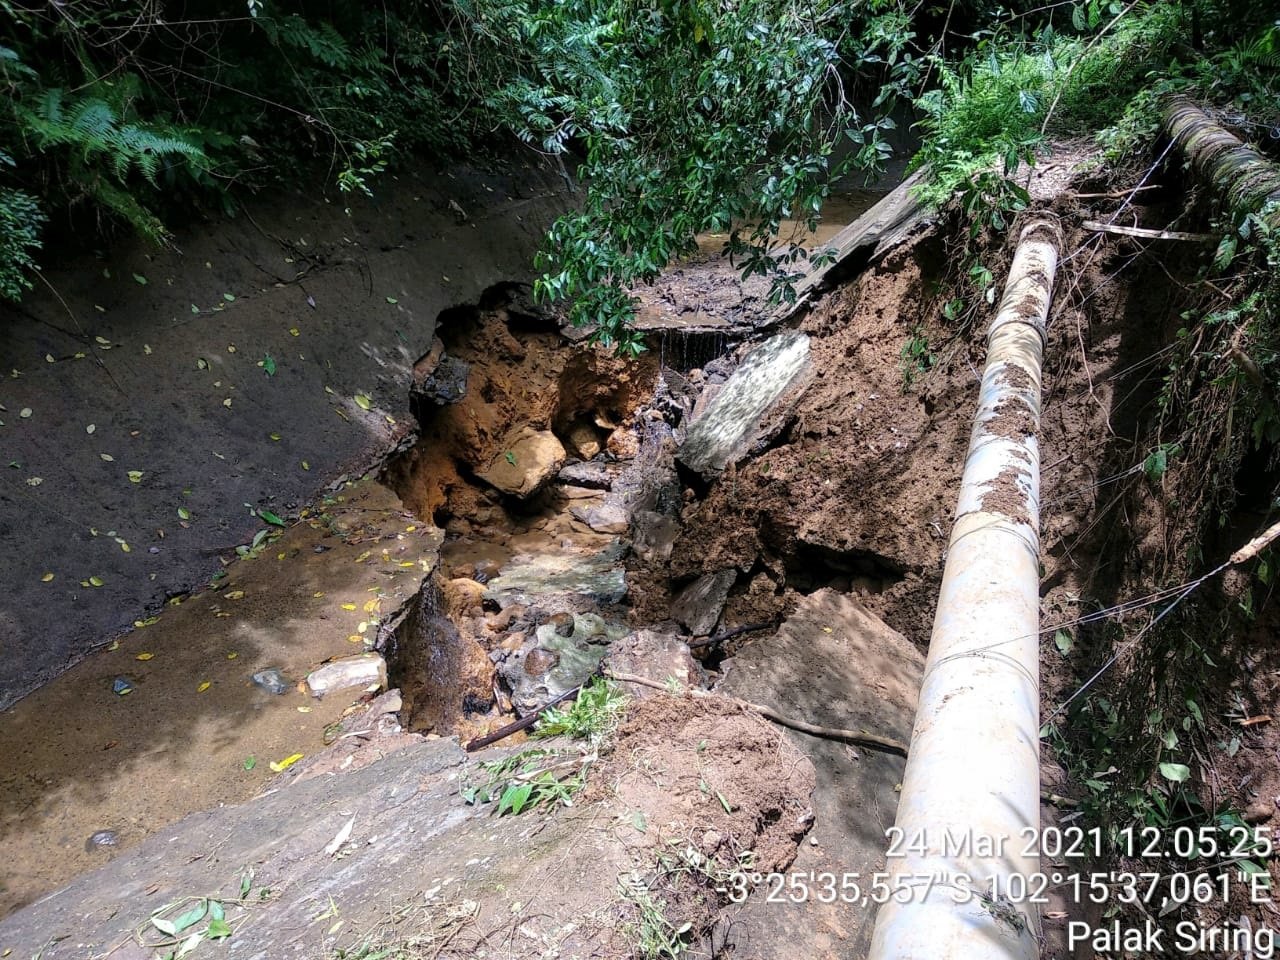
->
563;419;603;460
500;613;630;714
633;510;680;562
477;427;566;498
557;461;615;489
606;425;640;459
569;500;630;535
386;580;494;734
410;336;470;405
670;569;737;636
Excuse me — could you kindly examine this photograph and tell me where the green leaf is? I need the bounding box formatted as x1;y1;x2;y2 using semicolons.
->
1053;629;1073;655
1158;762;1191;783
152;916;178;936
207;918;233;940
354;393;372;410
133;273;148;285
209;901;225;922
172;899;208;933
385;296;398;304
243;755;257;771
504;451;517;466
175;933;202;958
498;782;534;815
239;871;253;898
631;809;647;832
259;509;284;527
262;354;276;376
223;292;236;302
178;507;191;520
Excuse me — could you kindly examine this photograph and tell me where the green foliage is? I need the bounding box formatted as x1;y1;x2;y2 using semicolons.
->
533;676;626;745
0;179;43;301
0;1;468;296
899;324;935;390
461;678;628;814
446;0;911;348
914;2;1186;208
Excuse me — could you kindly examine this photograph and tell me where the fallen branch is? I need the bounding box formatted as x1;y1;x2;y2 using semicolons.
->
604;668;908;757
686;620;776;651
1230;518;1280;566
1069;185;1162;199
464;669;600;752
1081;220;1217;242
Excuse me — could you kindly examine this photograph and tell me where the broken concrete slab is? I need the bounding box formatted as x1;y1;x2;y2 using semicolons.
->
670;569;737;636
305;653;388;698
715;589;923;960
476;426;566;497
678;331;812;481
777;167;935;322
411;336;471;405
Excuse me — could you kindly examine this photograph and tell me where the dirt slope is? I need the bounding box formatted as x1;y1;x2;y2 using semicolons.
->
0;161;567;708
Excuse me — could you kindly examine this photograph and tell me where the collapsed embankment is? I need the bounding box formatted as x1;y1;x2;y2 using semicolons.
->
4;140;1279;957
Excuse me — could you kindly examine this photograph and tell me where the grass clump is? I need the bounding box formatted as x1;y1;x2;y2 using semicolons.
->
461;677;626;815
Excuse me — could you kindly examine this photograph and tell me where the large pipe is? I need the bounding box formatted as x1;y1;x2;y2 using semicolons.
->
868;218;1061;960
1163;97;1280;229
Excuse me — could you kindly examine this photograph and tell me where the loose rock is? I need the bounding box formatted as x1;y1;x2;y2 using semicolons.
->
477;427;566;498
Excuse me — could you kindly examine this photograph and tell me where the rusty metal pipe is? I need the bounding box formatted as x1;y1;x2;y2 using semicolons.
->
868;219;1061;960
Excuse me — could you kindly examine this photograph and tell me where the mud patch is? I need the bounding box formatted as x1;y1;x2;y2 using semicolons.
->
587;692;816;945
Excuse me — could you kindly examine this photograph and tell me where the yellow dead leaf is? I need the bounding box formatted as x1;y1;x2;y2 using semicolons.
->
41;572;54;582
197;681;211;693
289;327;300;337
226;651;238;659
135;652;154;661
363;599;380;613
226;590;245;600
347;635;362;643
108;640;120;651
340;603;356;611
297;706;312;713
313;591;325;598
269;753;304;773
